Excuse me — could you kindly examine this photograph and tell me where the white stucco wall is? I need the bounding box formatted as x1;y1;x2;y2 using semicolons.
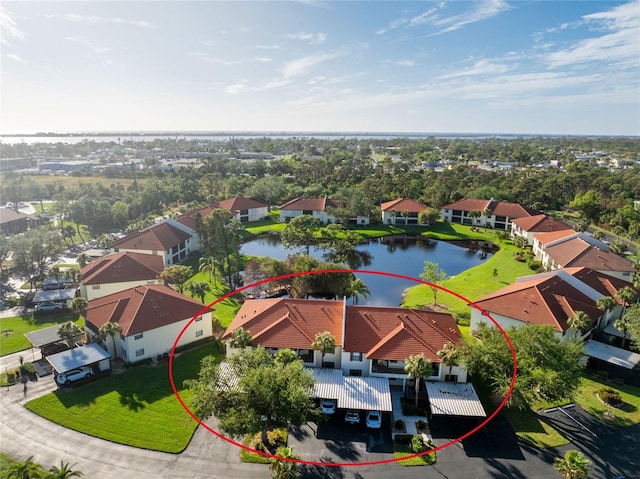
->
81;278;164;301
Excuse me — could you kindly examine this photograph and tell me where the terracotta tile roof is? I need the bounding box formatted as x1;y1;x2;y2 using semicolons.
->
442;198;539;218
176;205;221;230
511;215;572;233
534;229;578;245
80;252;164;285
214;196;268;211
380;198;428;213
110;222;191;251
474;275;602;333
280;197;341;211
565;267;637;304
545;238;636;272
344;306;462;362
222;298;344;349
84;284;211;336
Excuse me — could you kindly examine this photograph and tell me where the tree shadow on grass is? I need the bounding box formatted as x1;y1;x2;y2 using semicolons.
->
119;391;146;412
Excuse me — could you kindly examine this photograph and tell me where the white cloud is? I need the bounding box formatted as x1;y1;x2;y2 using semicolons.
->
254;57;272;63
256;44;281;50
409;3;445;27
282;52;340;79
191;52;240;66
439;59;510;78
429;0;512;36
62;13;155;29
5;53;25;62
546;1;640;68
66;36;111;54
0;5;24;45
224;83;246;95
383;59;416;67
288;32;327;45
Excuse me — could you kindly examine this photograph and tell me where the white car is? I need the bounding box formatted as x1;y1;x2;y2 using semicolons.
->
345;410;360;424
366;410;382;428
35;302;62;312
320;399;336;415
56;366;93;386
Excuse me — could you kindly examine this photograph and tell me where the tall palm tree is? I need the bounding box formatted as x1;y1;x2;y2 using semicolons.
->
71;296;88;314
567;311;591;338
468;209;482;226
436;342;459;382
47;461;83;479
404;354;434;408
76;253;89;268
269;446;300;479
57;321;79;349
553;450;590;479
187;281;211;303
99;322;122;360
596;296;617;326
615;315;632;349
198;255;217;287
312;331;336;367
617;286;638;319
5;455;40;479
63;268;80;287
349;278;370;305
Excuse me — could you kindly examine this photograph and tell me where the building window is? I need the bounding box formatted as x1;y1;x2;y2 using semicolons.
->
120;347;127;358
114;248;119;252
134;333;143;340
349;369;362;376
135;348;145;357
322;361;335;369
92;285;100;290
350;352;363;362
147;280;155;284
195;329;203;337
195;315;202;322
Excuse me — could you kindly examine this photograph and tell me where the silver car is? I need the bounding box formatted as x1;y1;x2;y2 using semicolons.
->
56;366;93;386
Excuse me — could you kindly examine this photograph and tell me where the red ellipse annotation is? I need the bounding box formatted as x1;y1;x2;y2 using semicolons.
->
169;269;517;468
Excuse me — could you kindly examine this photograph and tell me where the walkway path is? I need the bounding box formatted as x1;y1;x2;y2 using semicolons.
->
391;391;431;439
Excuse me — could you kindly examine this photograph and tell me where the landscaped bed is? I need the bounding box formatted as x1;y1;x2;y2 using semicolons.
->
239;427;288;464
25;340;223;453
392;434;436;466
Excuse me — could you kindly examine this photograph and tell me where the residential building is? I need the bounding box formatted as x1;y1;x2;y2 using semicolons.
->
440;198;540;231
380;198;429;225
510;214;572;245
0;208;39;235
83;284;213;362
177;197;268;228
279;197;369;225
109;220;195;266
79;251;165;301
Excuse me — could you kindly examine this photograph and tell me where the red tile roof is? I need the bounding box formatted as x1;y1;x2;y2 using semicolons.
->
214;196;268;211
380;198;428;213
279;197;341;212
344;306;462;362
545;238;635;272
110;222;191;251
534;229;578;245
84;284;211;336
564;267;638;304
443;198;540;219
474;275;602;332
222;298;344;349
511;215;572;233
80;252;164;285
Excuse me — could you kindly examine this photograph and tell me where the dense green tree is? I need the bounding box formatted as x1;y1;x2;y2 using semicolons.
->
159;265;194;293
462;324;584;407
404;354;434;407
567;311;591;337
184;346;318;438
281;215;321;255
228;327;252;349
10;229;64;291
624;303;640;347
570;190;602;224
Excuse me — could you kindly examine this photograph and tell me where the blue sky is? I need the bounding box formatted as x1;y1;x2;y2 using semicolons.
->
1;1;638;135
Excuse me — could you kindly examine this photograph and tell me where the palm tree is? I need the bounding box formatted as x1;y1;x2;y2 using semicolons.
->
349;278;370;305
312;331;336;367
553;450;590;479
401;210;409;225
99;322;122;360
57;321;79;349
615;315;632;349
567;311;591;338
468;209;482;226
47;461;83;479
71;296;88;314
63;268;80;287
76;253;89;268
63;225;77;247
228;327;252;349
596;296;617;326
482;208;493;229
269;446;300;479
404;354;434;408
436;342;459;382
617;286;638;319
49;265;62;289
198;255;217;287
5;455;40;479
187;281;210;303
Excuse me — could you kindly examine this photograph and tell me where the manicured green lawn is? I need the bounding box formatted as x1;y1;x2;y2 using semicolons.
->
0;313;84;356
500;406;570;448
393;435;436;466
403;241;534;314
183;270;242;328
25;341;223;453
243;218;286;238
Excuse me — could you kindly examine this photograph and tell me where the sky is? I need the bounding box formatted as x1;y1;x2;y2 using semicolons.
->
1;1;639;136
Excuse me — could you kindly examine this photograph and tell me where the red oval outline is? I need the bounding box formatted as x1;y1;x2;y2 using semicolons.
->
169;268;517;467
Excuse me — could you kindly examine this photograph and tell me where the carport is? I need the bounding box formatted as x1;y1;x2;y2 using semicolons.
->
584;339;640;370
309;368;392;412
25;323;83;356
425;381;486;417
33;288;77;308
46;343;112;375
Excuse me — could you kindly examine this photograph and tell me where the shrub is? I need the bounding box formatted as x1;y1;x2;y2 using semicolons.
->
20;362;37;375
598;387;622;406
514;254;526;262
416;420;427;430
527;260;543;272
394;419;405;430
411;435;427;453
266;428;285;448
454;312;471;326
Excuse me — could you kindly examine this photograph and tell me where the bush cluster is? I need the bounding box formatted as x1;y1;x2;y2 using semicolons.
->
597;387;622;406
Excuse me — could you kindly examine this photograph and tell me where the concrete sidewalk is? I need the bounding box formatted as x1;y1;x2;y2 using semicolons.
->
391;391;431;439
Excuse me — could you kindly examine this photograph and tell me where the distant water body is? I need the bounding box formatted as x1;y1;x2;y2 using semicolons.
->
0;131;569;145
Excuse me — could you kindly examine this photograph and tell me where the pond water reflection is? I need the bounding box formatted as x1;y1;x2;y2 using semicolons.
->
241;235;493;306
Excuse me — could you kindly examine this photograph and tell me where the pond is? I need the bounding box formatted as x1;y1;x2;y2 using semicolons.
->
241;235;493;307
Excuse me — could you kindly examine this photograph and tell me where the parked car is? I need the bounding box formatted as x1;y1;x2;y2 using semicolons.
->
345;410;360;424
55;366;93;386
35;302;62;312
366;410;382;428
320;399;336;415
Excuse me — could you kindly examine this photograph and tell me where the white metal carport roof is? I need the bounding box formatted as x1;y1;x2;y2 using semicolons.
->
46;343;111;373
584;340;640;370
309;368;392;412
425;381;486;417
